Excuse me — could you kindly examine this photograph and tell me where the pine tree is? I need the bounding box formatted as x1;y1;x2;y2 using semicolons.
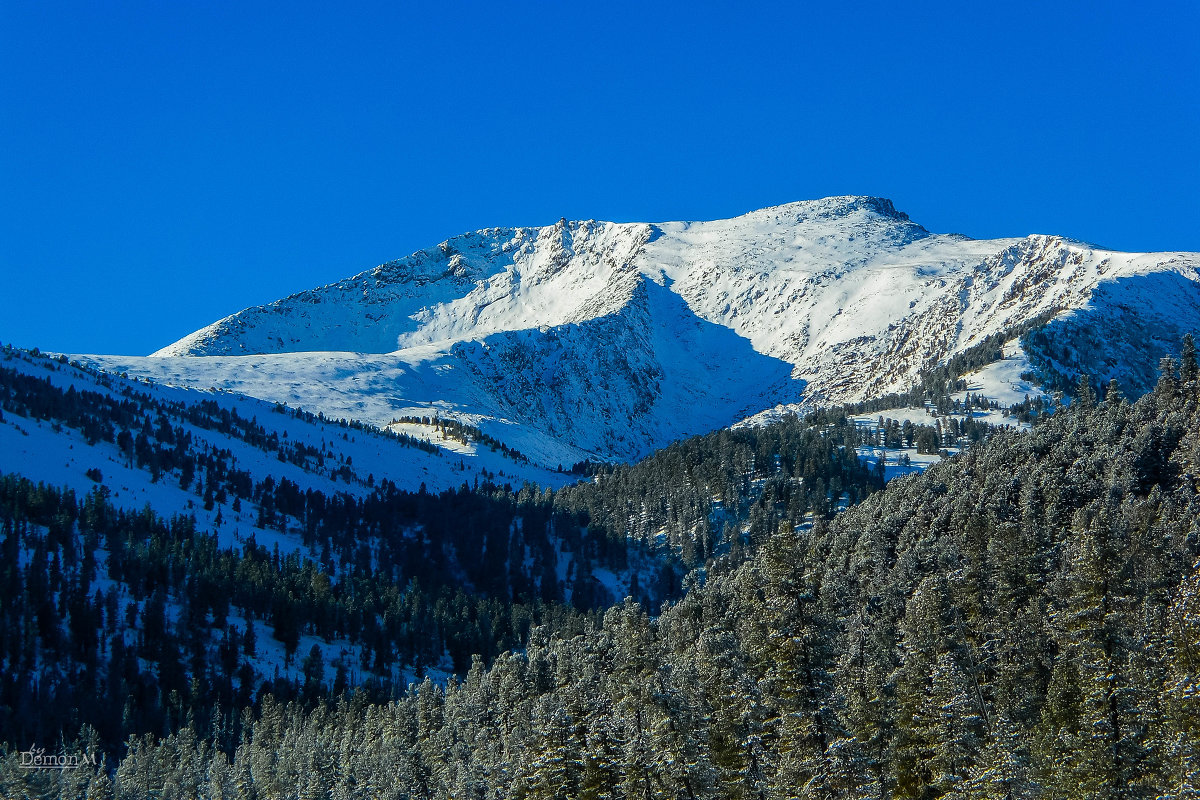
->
892;576;951;799
1036;520;1124;799
1075;374;1096;408
525;695;585;800
1105;378;1125;406
756;534;835;798
920;652;983;795
1156;357;1180;401
1181;333;1198;388
958;713;1036;800
1161;559;1200;798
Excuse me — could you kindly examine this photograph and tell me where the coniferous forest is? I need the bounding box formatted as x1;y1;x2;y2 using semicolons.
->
1;343;1199;797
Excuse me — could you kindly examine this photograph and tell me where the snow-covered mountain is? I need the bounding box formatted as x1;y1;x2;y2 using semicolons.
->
86;196;1200;466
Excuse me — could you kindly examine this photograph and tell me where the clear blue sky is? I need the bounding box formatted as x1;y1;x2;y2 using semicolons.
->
2;1;1197;355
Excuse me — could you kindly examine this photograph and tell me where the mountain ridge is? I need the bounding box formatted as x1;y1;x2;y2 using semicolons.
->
90;196;1200;466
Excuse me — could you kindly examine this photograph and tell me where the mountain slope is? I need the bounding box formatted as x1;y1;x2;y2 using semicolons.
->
0;347;572;532
0;342;916;768
44;345;1200;799
0;346;689;719
86;196;1200;467
156;220;653;357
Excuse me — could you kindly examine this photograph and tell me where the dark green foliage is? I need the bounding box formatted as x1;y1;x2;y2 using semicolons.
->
0;474;605;760
0;345;897;773
918;309;1061;402
557;412;887;570
56;337;1200;798
1182;333;1197;388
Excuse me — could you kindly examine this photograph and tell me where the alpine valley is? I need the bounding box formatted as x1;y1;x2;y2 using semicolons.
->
3;196;1200;799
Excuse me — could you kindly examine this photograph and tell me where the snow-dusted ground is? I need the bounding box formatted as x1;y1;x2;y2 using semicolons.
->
952;341;1050;407
0;350;576;544
0;348;661;671
28;512;450;696
69;196;1200;479
1;349;580;689
847;385;1035;481
851;406;955;480
115;346;581;483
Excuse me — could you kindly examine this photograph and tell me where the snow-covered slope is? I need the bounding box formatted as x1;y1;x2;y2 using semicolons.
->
0;348;571;530
0;347;620;694
157;221;653;357
86;196;1200;467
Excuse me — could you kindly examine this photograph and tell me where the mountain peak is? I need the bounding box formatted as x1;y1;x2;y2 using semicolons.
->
136;198;1200;466
851;196;910;220
742;195;912;222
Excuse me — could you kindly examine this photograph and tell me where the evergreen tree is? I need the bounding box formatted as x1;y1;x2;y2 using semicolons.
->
1181;333;1198;388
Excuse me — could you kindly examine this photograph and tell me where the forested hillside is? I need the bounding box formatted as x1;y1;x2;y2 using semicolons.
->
10;347;1197;798
0;344;916;784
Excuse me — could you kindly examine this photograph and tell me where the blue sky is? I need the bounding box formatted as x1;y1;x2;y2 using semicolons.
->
2;1;1197;355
